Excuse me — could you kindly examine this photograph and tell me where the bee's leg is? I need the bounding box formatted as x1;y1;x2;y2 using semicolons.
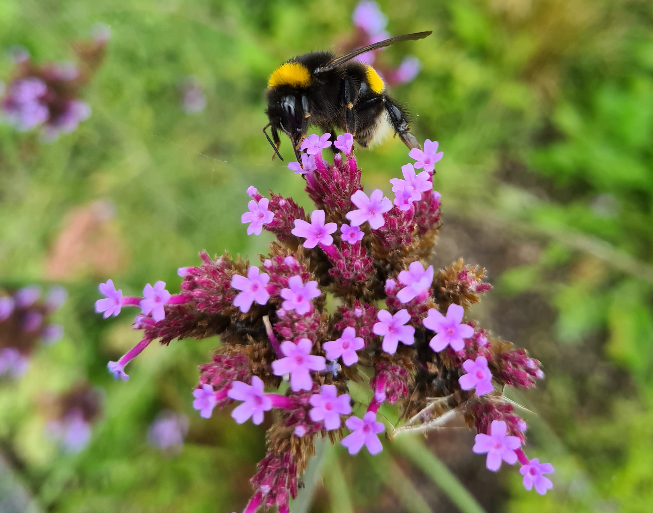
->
384;97;422;151
341;77;357;134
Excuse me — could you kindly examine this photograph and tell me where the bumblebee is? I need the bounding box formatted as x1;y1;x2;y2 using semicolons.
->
263;31;432;161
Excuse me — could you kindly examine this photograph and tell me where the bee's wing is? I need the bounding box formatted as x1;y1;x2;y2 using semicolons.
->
315;31;432;73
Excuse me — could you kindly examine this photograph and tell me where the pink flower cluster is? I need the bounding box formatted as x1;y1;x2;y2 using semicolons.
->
94;134;552;512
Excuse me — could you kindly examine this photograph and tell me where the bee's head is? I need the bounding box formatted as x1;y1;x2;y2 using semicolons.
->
265;91;306;160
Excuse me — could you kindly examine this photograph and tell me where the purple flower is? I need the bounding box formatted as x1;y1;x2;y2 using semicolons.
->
393;56;421;84
140;281;171;322
340;224;364;244
148;411;189;452
409;139;443;174
396;261;434;303
393;189;418;211
2;78;49;131
280;276;321;315
300;133;332;155
41;100;91;141
22;311;42;332
0;296;14;321
181;77;207;114
41;324;64;345
291;210;337;248
423;304;474;352
390;164;432;198
0;348;29;378
107;361;129;380
45;286;67;311
459;356;494;396
346;189;392;230
373;309;415;354
228;376;273;425
520;459;554;495
47;409;92;453
334;133;354;156
14;286;41;308
95;280;123;318
352;0;388;35
473;420;522;471
288;153;317;175
271;338;326;392
231;267;271;313
323;327;365;366
309;385;352;430
341;411;385;455
193;384;218;419
242;198;275;236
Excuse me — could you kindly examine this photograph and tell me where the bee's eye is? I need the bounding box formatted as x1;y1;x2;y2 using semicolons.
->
281;95;296;118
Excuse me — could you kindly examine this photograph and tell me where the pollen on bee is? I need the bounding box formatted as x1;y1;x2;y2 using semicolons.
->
364;65;385;94
268;62;312;89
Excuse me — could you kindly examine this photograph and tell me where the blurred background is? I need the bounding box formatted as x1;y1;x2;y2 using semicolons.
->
1;0;653;512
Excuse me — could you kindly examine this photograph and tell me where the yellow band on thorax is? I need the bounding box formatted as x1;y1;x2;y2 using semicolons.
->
365;65;385;94
268;62;312;88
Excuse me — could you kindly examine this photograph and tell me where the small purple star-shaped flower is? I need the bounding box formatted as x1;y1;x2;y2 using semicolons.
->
334;133;354;156
340;224;364;244
309;384;352;430
341;411;385;455
393;189;418;211
231;266;271;313
423;303;474;352
300;133;332;155
346;189;392;230
107;361;129;380
409;139;443;174
242;197;275;236
288;153;317;175
520;458;554;495
459;356;494;396
373;309;415;354
271;338;326;391
393;56;421;84
323;327;365;366
291;210;338;248
193;384;218;419
280;275;321;315
0;296;15;322
95;280;123;318
227;376;273;425
473;420;522;471
389;164;432;198
140;281;171;322
396;261;434;303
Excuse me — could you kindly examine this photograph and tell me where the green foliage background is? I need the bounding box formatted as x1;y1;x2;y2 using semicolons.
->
1;0;652;512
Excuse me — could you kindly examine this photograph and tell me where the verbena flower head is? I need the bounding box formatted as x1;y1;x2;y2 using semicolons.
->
0;31;107;139
0;285;66;379
520;458;554;495
93;133;551;512
334;133;354;156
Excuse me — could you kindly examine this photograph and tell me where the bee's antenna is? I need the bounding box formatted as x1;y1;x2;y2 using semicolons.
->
263;124;284;161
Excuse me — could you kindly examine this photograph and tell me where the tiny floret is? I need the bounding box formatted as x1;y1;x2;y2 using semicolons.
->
459;356;494;396
227;376;272;425
423;304;474;352
140;281;171;322
107;361;129;380
300;133;332;155
271;338;326;392
520;459;554;495
309;385;352;430
280;276;321;315
390;163;432;198
473;420;522;471
288;153;317;175
396;261;434;303
373;309;415;354
409;139;443;174
341;411;385;455
346;189;392;230
95;280;123;318
193;384;218;419
242;198;275;236
291;210;337;248
323;327;365;366
231;267;271;313
334;133;354;156
340;224;364;244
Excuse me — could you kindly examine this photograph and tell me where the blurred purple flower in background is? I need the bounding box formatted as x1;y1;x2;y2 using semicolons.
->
148;411;189;452
180;76;207;114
